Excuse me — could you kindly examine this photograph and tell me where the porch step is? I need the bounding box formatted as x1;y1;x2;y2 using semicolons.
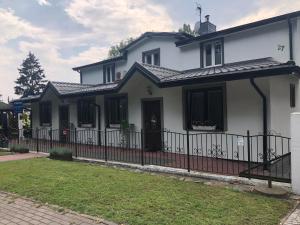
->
254;184;289;197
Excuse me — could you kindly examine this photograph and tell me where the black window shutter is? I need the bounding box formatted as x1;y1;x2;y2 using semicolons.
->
142;53;145;63
103;66;106;84
290;83;296;107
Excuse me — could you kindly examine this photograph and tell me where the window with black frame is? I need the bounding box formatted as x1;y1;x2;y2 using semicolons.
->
77;98;95;127
39;102;52;126
142;48;160;66
186;87;224;131
105;95;128;127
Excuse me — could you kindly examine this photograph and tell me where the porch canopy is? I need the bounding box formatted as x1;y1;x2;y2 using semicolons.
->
12;57;300;103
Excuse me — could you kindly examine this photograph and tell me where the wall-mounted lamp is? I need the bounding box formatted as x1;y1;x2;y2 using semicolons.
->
146;86;153;95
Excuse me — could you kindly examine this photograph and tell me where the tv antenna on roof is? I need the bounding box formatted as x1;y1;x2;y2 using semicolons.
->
196;3;202;24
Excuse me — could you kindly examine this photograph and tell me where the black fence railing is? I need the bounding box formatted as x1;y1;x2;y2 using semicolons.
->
8;128;291;183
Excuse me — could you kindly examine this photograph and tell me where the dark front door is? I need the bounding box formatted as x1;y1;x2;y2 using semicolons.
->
59;105;69;143
142;100;162;151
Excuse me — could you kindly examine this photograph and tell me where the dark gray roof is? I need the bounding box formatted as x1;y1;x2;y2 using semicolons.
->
14;57;300;102
0;102;12;111
51;82;92;95
138;57;294;84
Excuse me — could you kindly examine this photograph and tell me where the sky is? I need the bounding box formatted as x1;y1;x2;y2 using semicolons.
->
0;0;300;102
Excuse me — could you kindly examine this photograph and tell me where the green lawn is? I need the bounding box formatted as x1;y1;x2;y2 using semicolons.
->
0;151;12;156
0;158;292;225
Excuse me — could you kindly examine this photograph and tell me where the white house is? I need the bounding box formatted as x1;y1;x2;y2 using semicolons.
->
13;11;300;180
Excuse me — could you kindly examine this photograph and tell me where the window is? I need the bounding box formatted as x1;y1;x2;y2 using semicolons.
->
186;87;225;131
105;95;128;127
290;83;296;108
39;102;52;126
142;48;160;66
203;41;223;67
103;64;115;84
77;98;96;127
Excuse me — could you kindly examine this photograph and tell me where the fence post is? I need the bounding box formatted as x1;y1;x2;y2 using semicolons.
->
74;128;78;158
104;127;108;161
186;130;191;172
141;129;144;166
17;128;20;144
50;128;53;149
36;128;39;153
247;130;251;179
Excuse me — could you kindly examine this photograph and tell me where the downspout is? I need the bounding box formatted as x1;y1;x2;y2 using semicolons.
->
250;78;268;170
288;17;294;61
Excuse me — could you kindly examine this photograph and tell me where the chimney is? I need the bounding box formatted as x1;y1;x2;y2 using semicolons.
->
194;13;216;35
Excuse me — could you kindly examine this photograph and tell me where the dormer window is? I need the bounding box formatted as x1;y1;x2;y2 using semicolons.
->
103;64;115;84
142;48;160;66
203;41;223;67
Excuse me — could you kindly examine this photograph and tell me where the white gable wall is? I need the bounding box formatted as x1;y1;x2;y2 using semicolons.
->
224;21;290;64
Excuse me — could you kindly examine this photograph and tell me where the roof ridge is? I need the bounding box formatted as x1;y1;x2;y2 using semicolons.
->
50;81;92;86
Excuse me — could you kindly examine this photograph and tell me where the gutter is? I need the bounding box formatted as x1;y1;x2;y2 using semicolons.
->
250;78;268;170
288;17;294;61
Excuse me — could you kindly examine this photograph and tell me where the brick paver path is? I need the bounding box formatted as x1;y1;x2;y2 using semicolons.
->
0;192;116;225
283;204;300;225
0;153;45;162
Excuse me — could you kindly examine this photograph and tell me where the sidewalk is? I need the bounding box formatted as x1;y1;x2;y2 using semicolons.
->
0;153;45;162
0;192;116;225
283;203;300;225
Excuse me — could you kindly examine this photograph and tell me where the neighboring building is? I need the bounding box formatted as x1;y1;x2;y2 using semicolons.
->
15;11;300;152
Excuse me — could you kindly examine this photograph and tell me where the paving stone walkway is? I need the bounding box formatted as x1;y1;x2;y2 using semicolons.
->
283;204;300;225
0;192;116;225
0;153;45;162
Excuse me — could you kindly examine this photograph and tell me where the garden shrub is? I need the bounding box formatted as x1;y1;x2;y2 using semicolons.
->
10;145;30;153
49;148;73;161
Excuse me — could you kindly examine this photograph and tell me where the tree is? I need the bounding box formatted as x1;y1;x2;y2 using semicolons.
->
15;52;47;97
108;37;135;58
178;23;198;37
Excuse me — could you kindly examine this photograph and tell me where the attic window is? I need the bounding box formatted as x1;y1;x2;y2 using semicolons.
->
103;64;115;84
203;41;223;68
142;48;160;66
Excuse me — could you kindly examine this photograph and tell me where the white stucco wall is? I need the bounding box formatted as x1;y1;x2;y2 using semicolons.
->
224;21;290;64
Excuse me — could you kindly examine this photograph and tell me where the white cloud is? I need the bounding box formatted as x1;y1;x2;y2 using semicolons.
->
36;0;51;6
226;0;300;28
65;0;174;43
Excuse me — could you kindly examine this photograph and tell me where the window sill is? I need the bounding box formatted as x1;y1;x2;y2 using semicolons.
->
187;129;225;133
79;124;94;128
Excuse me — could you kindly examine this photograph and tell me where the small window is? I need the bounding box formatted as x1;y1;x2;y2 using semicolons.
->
205;44;212;67
215;42;222;65
186;87;224;131
290;83;296;108
77;98;96;127
105;95;128;127
203;40;223;68
39;102;52;126
142;48;160;66
103;64;115;84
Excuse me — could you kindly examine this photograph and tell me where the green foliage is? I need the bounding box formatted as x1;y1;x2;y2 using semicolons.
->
0;158;293;225
108;38;135;58
10;145;29;153
15;52;47;97
178;23;198;37
49;148;73;161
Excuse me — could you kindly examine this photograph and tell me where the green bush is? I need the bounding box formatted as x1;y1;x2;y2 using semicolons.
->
49;148;73;161
10;145;30;153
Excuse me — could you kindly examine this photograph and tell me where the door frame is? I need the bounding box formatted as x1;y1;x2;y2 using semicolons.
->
141;97;164;150
59;105;70;142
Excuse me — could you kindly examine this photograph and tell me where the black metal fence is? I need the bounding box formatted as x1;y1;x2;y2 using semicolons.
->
8;128;291;183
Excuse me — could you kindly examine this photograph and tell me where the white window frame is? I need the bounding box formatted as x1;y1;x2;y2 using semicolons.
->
103;64;115;84
203;41;223;68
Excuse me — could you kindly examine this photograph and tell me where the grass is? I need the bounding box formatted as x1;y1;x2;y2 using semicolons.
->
0;158;292;225
0;150;13;156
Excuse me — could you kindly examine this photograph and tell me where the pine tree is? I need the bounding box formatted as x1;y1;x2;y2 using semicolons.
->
15;52;47;97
